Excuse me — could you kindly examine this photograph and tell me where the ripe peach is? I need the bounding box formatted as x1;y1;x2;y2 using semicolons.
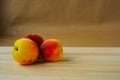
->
40;39;63;61
12;38;39;65
23;33;44;48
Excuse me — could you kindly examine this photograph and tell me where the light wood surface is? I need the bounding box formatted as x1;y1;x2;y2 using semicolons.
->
0;47;120;80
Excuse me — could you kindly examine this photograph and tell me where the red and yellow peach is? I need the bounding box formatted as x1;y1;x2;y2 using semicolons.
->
40;39;63;61
12;38;39;65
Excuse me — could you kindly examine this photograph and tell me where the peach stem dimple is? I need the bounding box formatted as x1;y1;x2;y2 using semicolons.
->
15;47;18;51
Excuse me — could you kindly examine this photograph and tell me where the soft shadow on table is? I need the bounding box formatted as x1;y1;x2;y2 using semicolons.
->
20;57;71;67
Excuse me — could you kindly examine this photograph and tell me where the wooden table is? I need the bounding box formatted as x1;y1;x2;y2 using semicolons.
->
0;47;120;80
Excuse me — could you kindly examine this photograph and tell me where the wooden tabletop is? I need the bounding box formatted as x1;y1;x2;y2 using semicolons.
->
0;47;120;80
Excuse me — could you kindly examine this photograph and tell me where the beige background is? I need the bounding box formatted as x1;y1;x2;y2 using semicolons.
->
0;0;120;46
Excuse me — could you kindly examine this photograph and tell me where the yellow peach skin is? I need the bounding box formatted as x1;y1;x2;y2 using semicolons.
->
12;38;39;65
40;39;63;61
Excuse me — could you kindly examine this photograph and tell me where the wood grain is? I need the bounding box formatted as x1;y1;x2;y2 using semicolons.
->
0;47;120;80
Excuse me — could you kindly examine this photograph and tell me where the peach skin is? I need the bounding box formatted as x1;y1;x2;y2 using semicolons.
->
40;39;63;61
23;33;44;59
12;38;39;65
23;33;44;48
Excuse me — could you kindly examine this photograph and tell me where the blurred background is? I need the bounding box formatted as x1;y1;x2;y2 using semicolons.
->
0;0;120;47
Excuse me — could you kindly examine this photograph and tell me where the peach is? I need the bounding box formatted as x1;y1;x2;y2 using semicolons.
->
40;39;63;61
12;38;39;65
23;33;44;48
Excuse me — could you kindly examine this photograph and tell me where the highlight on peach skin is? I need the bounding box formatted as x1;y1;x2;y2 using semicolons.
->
12;38;39;65
40;39;63;62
